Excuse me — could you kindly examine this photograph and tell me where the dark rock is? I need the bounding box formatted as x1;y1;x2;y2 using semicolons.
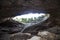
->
0;20;25;34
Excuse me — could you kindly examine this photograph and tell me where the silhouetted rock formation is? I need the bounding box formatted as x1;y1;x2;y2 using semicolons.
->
0;20;24;34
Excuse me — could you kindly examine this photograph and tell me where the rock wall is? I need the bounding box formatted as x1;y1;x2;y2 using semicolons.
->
0;0;60;40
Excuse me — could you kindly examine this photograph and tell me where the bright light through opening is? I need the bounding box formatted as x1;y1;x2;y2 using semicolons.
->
12;13;50;23
13;13;45;19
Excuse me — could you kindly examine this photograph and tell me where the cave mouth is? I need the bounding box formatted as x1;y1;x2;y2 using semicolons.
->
12;13;50;32
12;13;50;24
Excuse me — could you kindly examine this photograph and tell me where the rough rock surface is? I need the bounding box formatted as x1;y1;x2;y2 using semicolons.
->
0;0;60;20
0;0;60;40
0;19;25;34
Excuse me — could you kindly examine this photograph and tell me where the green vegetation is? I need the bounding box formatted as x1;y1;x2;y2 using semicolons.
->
15;16;45;23
13;14;49;23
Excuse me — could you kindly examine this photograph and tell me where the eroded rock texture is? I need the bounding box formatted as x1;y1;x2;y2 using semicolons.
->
0;0;60;40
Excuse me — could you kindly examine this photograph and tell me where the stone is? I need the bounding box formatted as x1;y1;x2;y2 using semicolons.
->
37;31;56;40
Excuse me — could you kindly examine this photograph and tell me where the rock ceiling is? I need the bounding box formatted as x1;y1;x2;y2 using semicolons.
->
0;0;60;20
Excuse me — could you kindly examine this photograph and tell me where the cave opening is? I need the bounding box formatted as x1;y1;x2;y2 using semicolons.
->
12;13;50;23
12;12;50;33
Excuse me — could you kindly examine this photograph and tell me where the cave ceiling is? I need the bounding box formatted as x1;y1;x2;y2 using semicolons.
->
0;0;60;20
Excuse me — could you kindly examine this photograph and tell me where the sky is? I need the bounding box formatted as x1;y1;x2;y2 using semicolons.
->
13;13;45;20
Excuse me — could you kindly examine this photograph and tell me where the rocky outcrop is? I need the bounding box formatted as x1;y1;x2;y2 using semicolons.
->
0;19;25;34
10;31;58;40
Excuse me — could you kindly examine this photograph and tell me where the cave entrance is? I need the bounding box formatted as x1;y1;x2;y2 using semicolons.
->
12;13;50;24
12;13;50;32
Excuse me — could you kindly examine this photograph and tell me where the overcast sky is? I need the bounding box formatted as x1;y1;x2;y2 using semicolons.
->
13;13;45;20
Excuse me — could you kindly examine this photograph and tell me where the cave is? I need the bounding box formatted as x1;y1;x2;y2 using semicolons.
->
0;0;60;40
